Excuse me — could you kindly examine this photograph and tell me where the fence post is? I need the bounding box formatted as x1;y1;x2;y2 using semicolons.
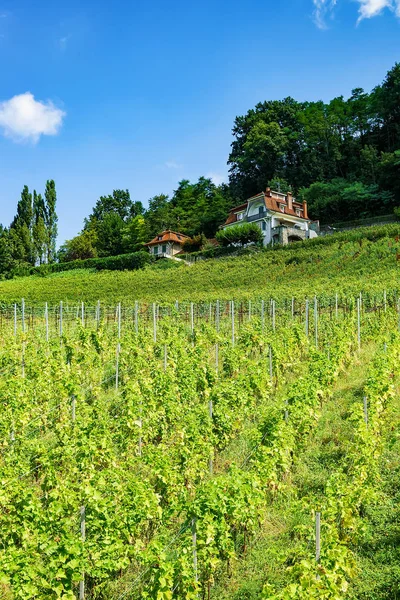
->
96;300;100;327
153;303;157;342
118;302;121;339
261;300;265;334
115;344;120;390
272;300;276;332
314;296;318;350
316;511;321;575
59;301;63;337
216;300;220;333
357;297;361;350
13;303;17;337
231;300;235;346
80;506;86;599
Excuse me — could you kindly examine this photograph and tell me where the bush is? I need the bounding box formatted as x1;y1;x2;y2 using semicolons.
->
182;234;207;253
216;222;264;247
10;251;153;278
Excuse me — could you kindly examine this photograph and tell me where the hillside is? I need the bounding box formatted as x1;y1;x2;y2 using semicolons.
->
0;225;400;306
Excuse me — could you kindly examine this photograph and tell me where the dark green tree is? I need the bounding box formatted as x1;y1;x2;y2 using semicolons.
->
44;180;58;263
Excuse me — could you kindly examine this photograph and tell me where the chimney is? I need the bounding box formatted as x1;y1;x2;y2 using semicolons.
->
287;191;293;211
303;199;308;220
265;187;272;197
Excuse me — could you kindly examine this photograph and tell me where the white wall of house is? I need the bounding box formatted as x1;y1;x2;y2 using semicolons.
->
150;242;183;256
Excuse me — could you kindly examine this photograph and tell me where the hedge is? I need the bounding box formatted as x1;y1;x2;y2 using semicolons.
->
10;251;153;278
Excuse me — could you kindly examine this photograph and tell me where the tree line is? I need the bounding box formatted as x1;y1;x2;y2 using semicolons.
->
229;63;400;223
0;181;57;275
0;63;399;272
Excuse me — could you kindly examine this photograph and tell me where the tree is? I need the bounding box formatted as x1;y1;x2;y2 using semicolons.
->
58;230;98;262
145;194;173;236
216;222;264;247
32;191;47;264
44;180;58;263
10;185;34;264
123;215;149;253
89;189;133;222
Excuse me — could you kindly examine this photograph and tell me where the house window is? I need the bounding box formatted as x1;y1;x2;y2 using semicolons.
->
280;204;285;213
154;246;159;254
296;209;301;216
158;236;162;241
261;221;266;231
237;212;243;221
162;244;167;253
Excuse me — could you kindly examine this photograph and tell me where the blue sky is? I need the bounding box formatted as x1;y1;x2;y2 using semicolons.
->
0;0;399;245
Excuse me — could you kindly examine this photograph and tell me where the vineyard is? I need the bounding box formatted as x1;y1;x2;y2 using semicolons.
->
1;293;400;599
0;225;400;305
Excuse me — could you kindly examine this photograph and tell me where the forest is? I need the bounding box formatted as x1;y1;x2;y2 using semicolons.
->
0;63;399;274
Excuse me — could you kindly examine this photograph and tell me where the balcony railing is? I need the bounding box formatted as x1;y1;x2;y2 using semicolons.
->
246;210;267;222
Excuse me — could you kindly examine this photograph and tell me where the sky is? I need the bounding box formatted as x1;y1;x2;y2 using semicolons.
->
0;0;399;245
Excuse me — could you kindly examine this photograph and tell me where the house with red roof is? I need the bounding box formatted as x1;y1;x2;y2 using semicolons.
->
145;230;191;258
222;188;319;245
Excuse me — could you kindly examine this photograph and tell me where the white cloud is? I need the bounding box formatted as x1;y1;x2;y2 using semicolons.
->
312;0;400;25
0;92;65;143
312;0;337;29
206;172;226;185
165;160;182;169
356;0;392;21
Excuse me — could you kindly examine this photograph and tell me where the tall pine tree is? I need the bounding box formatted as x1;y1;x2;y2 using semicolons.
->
32;191;47;265
44;180;58;263
10;185;34;264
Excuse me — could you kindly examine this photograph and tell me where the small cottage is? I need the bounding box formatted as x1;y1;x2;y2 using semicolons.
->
145;230;191;258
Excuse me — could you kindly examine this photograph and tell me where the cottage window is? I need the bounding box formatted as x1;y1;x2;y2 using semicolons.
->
258;206;264;215
162;244;167;253
296;209;301;216
237;212;243;221
261;221;266;231
280;204;285;213
158;236;162;241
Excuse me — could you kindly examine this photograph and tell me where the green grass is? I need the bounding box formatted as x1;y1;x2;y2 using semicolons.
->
0;230;400;306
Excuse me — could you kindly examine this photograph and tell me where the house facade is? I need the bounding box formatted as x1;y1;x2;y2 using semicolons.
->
222;188;319;245
145;230;191;258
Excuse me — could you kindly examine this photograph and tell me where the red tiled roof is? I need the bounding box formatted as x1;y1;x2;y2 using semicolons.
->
223;191;309;225
145;230;191;246
264;195;307;219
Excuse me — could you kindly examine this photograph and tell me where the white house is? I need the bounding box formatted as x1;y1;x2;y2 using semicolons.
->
222;188;319;245
145;230;191;257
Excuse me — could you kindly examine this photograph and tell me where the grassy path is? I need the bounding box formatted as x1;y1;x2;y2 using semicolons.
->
210;342;378;599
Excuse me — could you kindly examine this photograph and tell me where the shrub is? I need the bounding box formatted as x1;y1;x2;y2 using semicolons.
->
216;222;264;247
10;251;153;278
